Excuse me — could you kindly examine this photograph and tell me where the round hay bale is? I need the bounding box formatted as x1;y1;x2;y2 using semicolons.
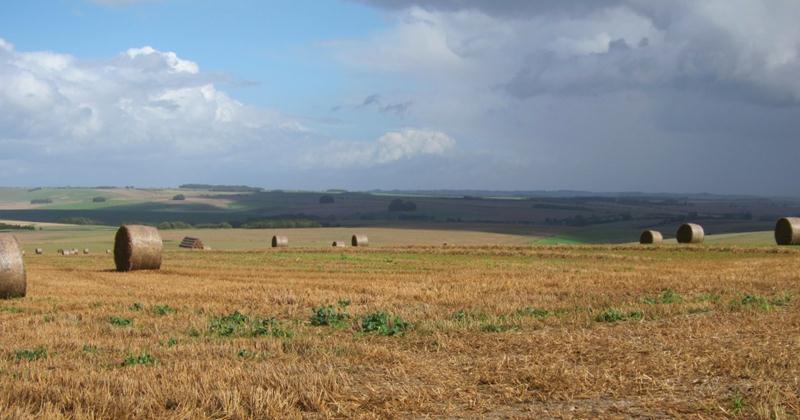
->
106;249;111;254
83;248;90;255
332;241;347;247
35;248;43;255
676;223;704;244
114;225;162;272
351;234;368;247
271;235;288;248
775;217;800;245
0;234;26;299
639;230;663;244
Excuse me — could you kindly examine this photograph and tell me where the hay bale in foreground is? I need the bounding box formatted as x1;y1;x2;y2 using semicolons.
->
639;230;663;244
272;235;288;248
676;223;704;244
179;237;205;250
35;248;43;255
775;217;800;245
114;225;162;272
332;241;347;247
351;234;369;247
0;234;26;299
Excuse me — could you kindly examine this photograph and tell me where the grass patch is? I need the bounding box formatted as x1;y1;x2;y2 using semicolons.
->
595;308;643;323
0;306;24;313
82;345;98;353
153;304;176;316
481;323;518;333
129;303;143;312
310;304;350;328
694;293;720;303
731;391;746;415
361;311;411;336
109;316;132;327
451;309;488;322
121;352;156;367
643;289;683;305
516;307;551;319
15;347;47;361
208;311;292;338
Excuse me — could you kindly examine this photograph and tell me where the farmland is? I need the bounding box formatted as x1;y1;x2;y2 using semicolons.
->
1;236;799;417
1;187;799;417
1;186;798;244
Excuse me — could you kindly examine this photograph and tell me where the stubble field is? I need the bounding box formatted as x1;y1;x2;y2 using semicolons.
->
1;243;799;418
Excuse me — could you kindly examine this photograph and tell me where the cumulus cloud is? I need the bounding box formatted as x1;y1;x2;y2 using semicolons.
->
0;39;294;159
0;39;458;187
301;129;455;168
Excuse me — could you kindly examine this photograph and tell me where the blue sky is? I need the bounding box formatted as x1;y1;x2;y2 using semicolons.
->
1;0;800;195
0;1;381;113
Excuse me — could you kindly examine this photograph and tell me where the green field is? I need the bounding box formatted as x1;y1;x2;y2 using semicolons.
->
0;187;796;245
3;222;780;254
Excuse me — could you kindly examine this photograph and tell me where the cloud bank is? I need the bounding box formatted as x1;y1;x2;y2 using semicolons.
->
0;38;454;187
302;129;454;168
335;0;800;195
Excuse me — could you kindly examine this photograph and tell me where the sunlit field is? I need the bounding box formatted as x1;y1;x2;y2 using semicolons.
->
1;237;798;417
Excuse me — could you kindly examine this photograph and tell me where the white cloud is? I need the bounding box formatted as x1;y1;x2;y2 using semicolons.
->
0;38;458;187
0;38;308;173
301;129;455;168
125;46;199;74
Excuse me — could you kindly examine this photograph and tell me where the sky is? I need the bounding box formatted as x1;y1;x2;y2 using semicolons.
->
1;0;799;196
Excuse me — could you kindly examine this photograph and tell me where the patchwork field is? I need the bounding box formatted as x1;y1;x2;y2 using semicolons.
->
8;226;537;254
1;241;798;418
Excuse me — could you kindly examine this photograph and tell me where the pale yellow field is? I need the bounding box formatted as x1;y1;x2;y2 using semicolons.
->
10;226;537;255
1;242;799;418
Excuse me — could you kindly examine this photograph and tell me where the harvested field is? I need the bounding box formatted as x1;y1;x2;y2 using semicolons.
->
0;244;798;417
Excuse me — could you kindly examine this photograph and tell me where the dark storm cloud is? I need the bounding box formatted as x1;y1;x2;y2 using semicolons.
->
338;0;800;195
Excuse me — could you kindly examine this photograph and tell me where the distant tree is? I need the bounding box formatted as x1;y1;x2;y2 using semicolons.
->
92;196;106;203
172;194;186;201
30;198;53;204
60;217;102;225
388;199;417;212
319;195;335;204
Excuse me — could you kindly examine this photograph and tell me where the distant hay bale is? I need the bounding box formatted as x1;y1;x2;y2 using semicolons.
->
271;235;288;248
179;237;206;250
775;217;800;245
35;248;43;255
114;225;162;272
676;223;704;244
0;234;26;299
83;248;90;255
351;234;369;247
58;249;68;256
106;249;111;254
332;240;347;247
639;230;663;244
